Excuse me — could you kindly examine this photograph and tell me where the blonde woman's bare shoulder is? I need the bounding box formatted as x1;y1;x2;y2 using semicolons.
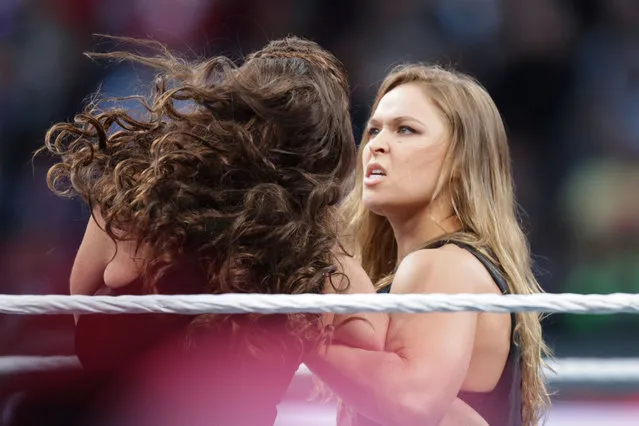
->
393;244;498;295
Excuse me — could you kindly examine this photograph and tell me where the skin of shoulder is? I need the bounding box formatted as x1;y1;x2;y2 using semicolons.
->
70;209;147;296
392;244;500;296
70;211;114;296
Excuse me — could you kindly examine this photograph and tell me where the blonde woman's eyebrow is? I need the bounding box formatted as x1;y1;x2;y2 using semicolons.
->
366;115;425;129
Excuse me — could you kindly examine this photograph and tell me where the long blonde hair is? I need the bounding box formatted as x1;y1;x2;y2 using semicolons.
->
341;64;551;425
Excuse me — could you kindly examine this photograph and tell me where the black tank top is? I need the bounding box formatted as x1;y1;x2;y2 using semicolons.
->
73;271;305;426
372;240;522;426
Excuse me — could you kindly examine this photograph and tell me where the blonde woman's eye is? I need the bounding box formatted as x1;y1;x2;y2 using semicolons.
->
367;127;380;137
398;126;415;135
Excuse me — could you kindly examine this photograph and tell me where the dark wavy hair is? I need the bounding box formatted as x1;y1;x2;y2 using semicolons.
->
40;36;356;343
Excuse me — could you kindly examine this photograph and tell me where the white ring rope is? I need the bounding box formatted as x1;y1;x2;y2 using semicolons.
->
1;356;638;384
298;359;639;384
0;293;638;315
0;356;81;375
2;294;638;387
544;358;639;383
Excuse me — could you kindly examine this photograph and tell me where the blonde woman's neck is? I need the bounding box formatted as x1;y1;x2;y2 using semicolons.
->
389;204;462;264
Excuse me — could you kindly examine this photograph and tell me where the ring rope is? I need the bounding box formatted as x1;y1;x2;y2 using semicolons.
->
298;359;639;384
0;293;638;315
1;356;638;384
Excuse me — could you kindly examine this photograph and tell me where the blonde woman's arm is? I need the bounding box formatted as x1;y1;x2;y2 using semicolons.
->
306;248;493;426
321;252;389;351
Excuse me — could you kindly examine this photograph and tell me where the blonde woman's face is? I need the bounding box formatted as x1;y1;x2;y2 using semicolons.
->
362;83;448;218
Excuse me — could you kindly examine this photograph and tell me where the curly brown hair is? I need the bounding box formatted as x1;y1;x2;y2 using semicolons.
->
40;36;356;342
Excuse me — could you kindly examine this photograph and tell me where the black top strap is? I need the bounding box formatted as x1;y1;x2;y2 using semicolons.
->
379;240;509;295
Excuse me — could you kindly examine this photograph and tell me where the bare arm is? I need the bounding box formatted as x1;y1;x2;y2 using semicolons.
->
71;209;146;295
319;252;389;351
70;210;114;296
306;248;493;425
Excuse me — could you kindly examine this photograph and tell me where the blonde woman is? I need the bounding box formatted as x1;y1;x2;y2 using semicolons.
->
306;64;551;426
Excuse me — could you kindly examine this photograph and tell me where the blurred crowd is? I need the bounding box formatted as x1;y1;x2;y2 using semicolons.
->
1;0;638;357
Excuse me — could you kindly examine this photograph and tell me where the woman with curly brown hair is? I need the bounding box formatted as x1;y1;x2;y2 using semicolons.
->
11;36;380;426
